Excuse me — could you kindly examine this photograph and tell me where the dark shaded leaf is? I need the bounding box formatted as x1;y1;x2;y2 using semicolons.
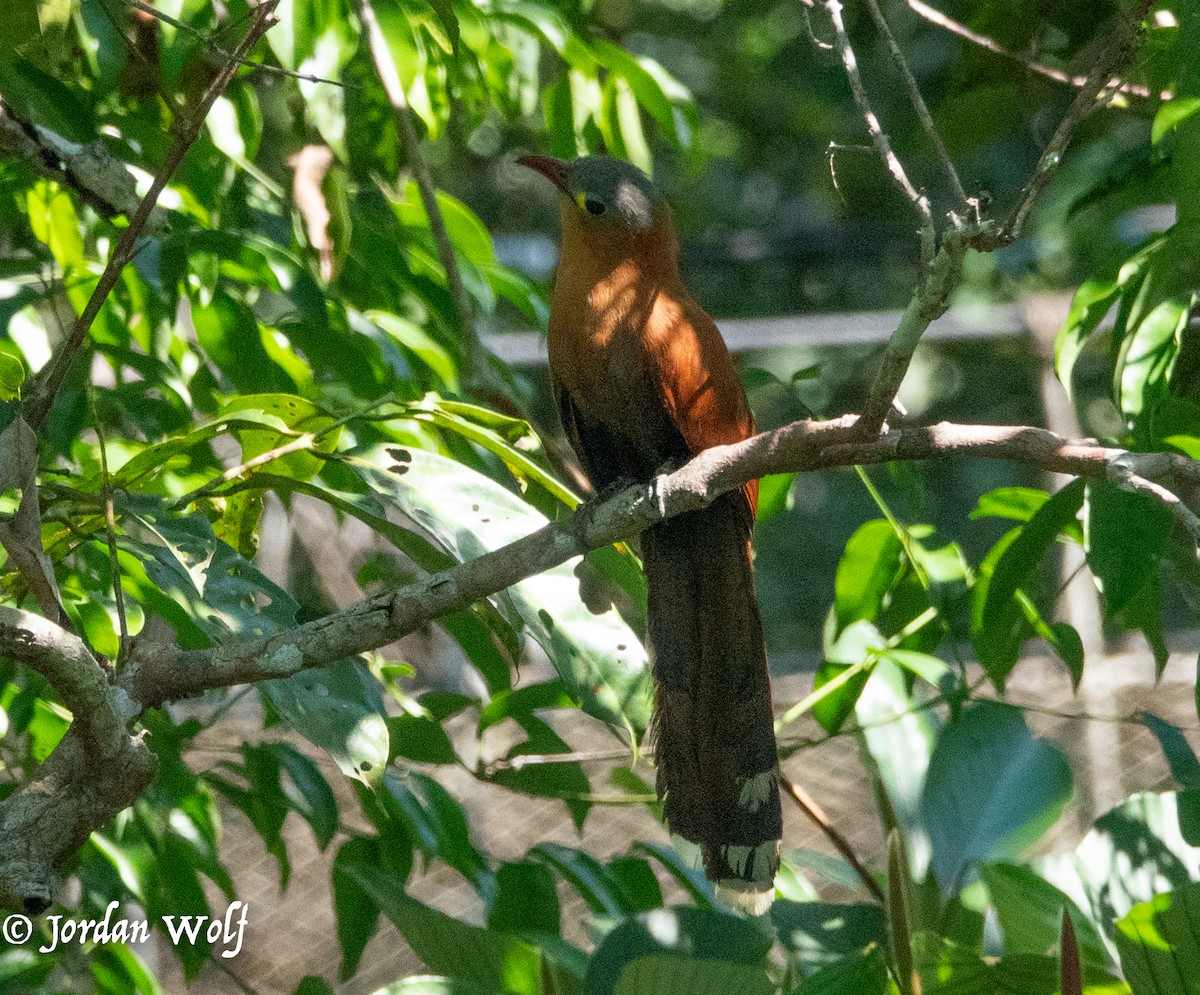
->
921;703;1072;894
586;907;773;995
349;868;543;995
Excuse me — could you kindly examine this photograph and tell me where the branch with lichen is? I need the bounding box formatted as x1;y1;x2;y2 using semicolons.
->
0;607;156;912
1;412;1197;907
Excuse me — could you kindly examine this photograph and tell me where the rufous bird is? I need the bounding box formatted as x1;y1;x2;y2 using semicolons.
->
519;153;782;911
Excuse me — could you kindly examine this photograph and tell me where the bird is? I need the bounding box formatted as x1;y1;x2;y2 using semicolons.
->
519;153;782;911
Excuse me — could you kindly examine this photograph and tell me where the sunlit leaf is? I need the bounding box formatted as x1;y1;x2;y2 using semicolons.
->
343;444;651;733
262;660;389;785
1115;883;1200;995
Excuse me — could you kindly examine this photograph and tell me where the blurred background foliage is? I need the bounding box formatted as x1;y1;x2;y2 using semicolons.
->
1;0;1199;991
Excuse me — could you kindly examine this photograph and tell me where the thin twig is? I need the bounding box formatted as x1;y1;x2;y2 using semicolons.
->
780;774;885;902
89;392;128;662
856;223;978;436
484;747;640;775
802;3;834;51
907;0;1152;100
24;0;281;431
354;0;488;386
121;0;350;89
1004;1;1150;241
864;0;971;215
824;0;934;229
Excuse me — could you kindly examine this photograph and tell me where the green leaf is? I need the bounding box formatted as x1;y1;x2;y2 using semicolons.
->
118;493;299;640
1151;394;1200;458
770;900;885;971
1116;883;1200;995
610;956;774;995
972;479;1084;688
913;933;1060;995
855;658;940;879
607;856;664;913
488;711;593;829
25;698;69;763
344;444;651;733
755;473;794;521
0;55;95;140
1055;279;1121;401
980;862;1116;980
262;660;389;785
835;519;904;629
1070;791;1200;924
0;347;26;401
367;313;460;391
0;0;39;62
633;842;717;907
1153;96;1200;145
1085;479;1172;617
600;76;651;175
532;843;640;916
801;618;885;734
410;396;579;509
332;836;386;978
217;393;339;483
277;743;339;848
797;948;896;995
349;868;544;995
970;487;1050;523
391;181;496;266
1117;296;1189;420
884;650;953;689
206;745;293;887
489;860;561;936
381;772;492;892
1141;713;1200;790
90;944;165;995
921;702;1072;894
388;713;458;765
587;908;773;995
27;179;84;275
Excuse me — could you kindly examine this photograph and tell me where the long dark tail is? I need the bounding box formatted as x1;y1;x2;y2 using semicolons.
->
642;489;781;905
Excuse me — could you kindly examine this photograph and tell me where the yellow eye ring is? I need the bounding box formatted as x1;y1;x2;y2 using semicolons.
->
577;193;606;216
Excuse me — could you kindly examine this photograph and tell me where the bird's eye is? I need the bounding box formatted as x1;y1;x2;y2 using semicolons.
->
583;195;606;216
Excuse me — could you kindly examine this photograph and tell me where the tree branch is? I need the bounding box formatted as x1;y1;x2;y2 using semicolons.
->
1002;1;1151;241
824;0;934;231
781;774;885;902
4;413;1199;908
118;416;1199;709
864;0;971;215
907;0;1153;101
0;607;155;911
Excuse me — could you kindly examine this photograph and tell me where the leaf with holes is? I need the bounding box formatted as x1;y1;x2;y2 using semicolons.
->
344;443;651;734
262;660;389;785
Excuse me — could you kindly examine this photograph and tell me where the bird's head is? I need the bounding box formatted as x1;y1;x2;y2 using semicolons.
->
518;154;674;259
